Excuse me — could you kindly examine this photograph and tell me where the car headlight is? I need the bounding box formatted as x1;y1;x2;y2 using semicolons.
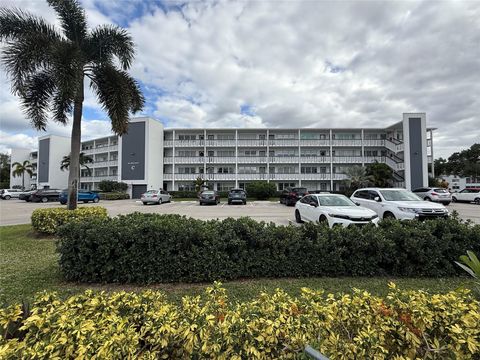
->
398;207;420;213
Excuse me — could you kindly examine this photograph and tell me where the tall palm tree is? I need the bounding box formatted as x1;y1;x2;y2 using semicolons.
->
0;0;144;209
12;160;33;190
60;152;93;176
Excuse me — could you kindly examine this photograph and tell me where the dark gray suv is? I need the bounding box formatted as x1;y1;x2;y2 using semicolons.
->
228;188;247;205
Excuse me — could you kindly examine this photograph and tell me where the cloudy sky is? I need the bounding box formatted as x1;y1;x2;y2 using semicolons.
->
0;0;479;158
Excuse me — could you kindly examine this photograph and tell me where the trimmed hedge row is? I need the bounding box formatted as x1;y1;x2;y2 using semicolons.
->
1;284;479;359
31;207;108;235
56;213;480;283
98;192;130;200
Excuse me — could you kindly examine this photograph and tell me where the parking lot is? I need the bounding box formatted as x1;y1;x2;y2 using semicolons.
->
0;199;479;226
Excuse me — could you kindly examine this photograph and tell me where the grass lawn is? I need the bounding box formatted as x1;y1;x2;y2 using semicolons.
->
0;224;475;306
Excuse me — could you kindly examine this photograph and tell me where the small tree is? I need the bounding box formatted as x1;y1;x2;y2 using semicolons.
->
11;160;33;190
246;181;276;200
0;153;10;188
343;166;374;191
194;177;206;193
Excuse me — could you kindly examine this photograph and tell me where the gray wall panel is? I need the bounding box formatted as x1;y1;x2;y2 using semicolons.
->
409;118;423;189
121;122;146;180
38;139;50;183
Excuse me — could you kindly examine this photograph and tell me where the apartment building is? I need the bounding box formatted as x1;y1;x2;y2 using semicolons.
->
11;113;434;198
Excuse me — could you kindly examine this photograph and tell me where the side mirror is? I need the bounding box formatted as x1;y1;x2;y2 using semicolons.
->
309;201;318;207
355;202;360;206
374;196;381;202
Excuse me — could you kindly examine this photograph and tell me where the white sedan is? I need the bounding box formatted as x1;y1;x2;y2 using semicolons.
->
294;193;379;228
141;189;172;205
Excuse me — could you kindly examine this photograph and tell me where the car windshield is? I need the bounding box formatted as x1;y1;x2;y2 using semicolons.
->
145;190;158;194
380;189;421;201
230;190;245;194
433;188;448;193
318;195;355;206
202;191;214;195
293;188;307;193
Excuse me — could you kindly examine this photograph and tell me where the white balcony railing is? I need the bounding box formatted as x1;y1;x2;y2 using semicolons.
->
164;156;204;164
237;139;268;147
299;139;330;146
331;139;363;146
269;156;299;163
300;173;331;180
206;140;236;147
300;156;331;163
362;139;385;146
207;156;237;164
364;156;386;164
268;139;299;146
332;156;363;163
80;175;118;182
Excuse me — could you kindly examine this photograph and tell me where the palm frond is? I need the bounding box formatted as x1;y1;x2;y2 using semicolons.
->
46;0;87;44
90;64;145;135
0;7;60;42
87;25;135;70
19;70;56;130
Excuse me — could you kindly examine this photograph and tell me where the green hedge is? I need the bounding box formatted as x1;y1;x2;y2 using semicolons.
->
57;214;480;283
1;285;479;359
98;192;130;200
31;207;108;235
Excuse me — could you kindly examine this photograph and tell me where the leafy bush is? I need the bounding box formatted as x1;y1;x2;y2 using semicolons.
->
98;192;130;200
1;284;479;359
57;214;480;283
169;190;199;198
97;180;128;193
245;181;276;200
31;207;108;235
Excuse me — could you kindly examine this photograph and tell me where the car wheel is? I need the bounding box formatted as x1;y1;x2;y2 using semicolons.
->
475;198;480;205
424;197;431;201
243;201;247;205
383;211;396;220
142;202;147;205
158;198;163;205
83;200;89;203
199;202;203;206
452;197;457;203
228;200;232;205
444;202;451;206
41;197;48;203
318;215;328;226
295;210;303;223
93;197;99;203
4;195;11;200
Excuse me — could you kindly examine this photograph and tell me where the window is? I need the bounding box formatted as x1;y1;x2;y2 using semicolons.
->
259;134;266;140
278;182;296;190
178;167;196;174
238;166;258;174
217;150;235;157
353;190;368;199
277;166;296;174
243;150;257;157
217;167;234;174
320;183;327;191
207;135;214;140
177;150;196;157
178;184;195;191
217;134;234;140
218;183;234;191
178;134;196;140
301;167;318;174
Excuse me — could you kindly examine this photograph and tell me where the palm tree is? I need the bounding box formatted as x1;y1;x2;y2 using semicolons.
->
60;152;93;177
0;0;144;210
12;160;33;190
343;166;373;191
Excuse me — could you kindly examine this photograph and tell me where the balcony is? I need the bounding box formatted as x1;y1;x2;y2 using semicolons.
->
164;156;204;164
207;156;236;164
385;139;404;153
364;156;386;164
206;140;236;147
332;173;348;180
362;139;385;146
332;156;364;164
237;156;267;164
269;156;299;164
237;139;268;147
299;173;331;180
238;173;269;181
299;139;330;146
331;139;363;146
268;173;299;181
268;139;299;146
91;160;118;167
80;175;118;182
164;140;204;147
300;156;331;164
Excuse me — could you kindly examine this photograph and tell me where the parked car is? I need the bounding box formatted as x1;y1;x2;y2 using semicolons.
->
0;189;22;200
351;188;449;220
199;190;220;205
280;187;309;206
19;190;36;201
451;188;480;205
141;189;171;205
59;190;100;205
29;189;62;203
228;188;247;205
412;187;451;205
295;193;379;228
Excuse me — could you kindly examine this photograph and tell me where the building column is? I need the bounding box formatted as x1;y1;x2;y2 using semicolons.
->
329;129;333;191
235;129;238;188
204;129;207;184
430;129;434;178
361;129;365;167
298;129;301;186
172;130;175;191
266;129;270;183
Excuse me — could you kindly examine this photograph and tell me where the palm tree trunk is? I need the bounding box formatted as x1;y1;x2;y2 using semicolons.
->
67;76;84;210
22;172;24;190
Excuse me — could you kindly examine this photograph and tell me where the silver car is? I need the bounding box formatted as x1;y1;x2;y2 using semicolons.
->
141;189;171;205
411;187;451;205
0;189;23;200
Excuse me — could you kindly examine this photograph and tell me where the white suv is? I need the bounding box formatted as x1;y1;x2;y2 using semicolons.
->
451;188;480;205
351;188;449;220
0;189;22;200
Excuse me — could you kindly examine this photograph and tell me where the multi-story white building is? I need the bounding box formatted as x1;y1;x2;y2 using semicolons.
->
11;113;435;198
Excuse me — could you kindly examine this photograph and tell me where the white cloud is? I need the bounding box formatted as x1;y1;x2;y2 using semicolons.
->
1;0;479;159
